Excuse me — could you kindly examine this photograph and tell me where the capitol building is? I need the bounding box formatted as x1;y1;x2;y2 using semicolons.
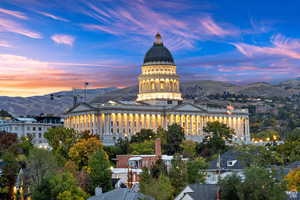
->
64;33;250;145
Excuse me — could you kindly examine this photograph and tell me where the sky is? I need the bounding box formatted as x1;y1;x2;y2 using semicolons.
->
1;0;300;97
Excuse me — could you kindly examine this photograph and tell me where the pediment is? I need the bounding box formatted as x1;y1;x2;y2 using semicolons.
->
67;103;94;113
173;103;206;112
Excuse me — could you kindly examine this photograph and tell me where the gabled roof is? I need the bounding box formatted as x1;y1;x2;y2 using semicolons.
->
87;188;153;200
183;184;219;200
170;102;208;113
65;102;96;114
208;150;246;170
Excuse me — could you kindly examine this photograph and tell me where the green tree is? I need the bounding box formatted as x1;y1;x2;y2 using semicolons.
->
254;129;280;142
276;141;300;164
186;157;208;184
164;124;185;155
131;129;156;143
129;140;154;155
150;158;167;178
87;150;112;194
202;121;234;155
32;172;87;200
26;148;58;189
220;167;287;200
180;140;197;158
44;127;78;160
219;173;242;200
0;152;20;200
237;144;283;167
140;169;174;200
169;154;187;196
240;167;286;200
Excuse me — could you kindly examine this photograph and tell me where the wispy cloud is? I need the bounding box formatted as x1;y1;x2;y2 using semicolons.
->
200;16;238;36
0;40;12;48
0;8;28;19
80;1;242;50
0;18;42;38
37;11;69;22
232;34;300;59
51;34;75;46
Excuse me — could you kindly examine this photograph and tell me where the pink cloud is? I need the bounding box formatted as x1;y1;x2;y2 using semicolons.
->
0;40;12;48
51;34;75;46
200;16;237;36
37;11;69;22
80;1;242;50
0;8;28;20
0;18;42;39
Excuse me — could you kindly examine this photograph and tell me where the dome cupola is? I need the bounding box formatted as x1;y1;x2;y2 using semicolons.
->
143;33;175;66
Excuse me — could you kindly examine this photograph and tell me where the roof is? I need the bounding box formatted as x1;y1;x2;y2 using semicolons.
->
182;184;219;200
286;161;300;169
208;150;246;170
87;188;153;200
16;117;37;122
143;33;174;66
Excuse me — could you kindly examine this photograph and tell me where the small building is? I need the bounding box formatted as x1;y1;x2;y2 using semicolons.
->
112;138;176;187
87;187;153;200
0;117;62;148
205;150;245;184
175;184;219;200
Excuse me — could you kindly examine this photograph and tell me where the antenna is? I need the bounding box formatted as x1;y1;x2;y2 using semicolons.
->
84;82;89;102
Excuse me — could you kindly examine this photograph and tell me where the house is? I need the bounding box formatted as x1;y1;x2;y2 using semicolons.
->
205;150;246;184
87;187;153;200
175;184;219;200
112;138;175;187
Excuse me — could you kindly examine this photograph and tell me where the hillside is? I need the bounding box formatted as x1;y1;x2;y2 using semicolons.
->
2;79;300;116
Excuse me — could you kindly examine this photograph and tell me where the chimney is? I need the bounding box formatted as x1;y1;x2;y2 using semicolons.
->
155;138;161;156
95;187;102;196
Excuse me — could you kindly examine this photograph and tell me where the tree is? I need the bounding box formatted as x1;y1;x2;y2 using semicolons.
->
169;154;187;195
68;137;103;170
285;167;300;191
26;148;58;189
286;128;300;141
0;152;20;200
32;172;88;200
187;157;208;184
140;169;174;200
219;173;242;200
164;124;185;155
276;141;300;164
220;167;287;200
202;121;234;155
180;140;197;158
254;129;280;142
44;127;78;160
237;144;283;167
87;150;112;194
129;140;154;155
0;132;17;155
150;158;167;178
131;129;156;143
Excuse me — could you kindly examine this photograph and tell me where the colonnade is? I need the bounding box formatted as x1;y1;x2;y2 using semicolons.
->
139;78;179;93
64;112;250;141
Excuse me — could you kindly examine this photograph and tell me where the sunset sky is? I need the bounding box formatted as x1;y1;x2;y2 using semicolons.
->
1;0;300;97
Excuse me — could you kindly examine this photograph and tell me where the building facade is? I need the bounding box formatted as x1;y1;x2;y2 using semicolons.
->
64;33;250;145
0;117;62;148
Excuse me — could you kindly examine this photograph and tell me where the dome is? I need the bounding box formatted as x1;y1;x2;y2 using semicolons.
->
143;33;175;65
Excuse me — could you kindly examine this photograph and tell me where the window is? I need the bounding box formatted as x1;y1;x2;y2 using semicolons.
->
33;127;36;131
110;121;113;127
110;128;113;133
117;128;119;133
117;121;119;127
27;127;30;131
38;127;42;131
227;160;237;167
167;100;172;104
39;133;42;138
